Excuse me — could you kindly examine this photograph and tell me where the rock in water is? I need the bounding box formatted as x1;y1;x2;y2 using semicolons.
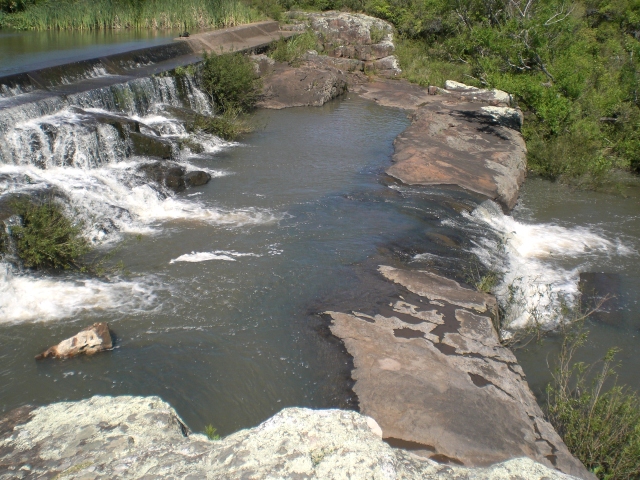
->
36;323;113;360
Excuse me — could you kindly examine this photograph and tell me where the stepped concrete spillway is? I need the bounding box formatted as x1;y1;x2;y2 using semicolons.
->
0;21;294;108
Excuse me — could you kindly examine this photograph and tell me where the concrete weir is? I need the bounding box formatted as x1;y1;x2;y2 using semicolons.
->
0;21;294;107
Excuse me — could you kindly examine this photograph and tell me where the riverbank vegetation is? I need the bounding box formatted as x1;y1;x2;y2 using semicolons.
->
2;199;89;270
546;329;640;479
0;0;261;30
271;0;640;186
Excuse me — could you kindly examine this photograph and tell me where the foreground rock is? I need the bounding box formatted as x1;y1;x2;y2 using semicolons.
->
326;267;593;479
35;322;113;360
0;395;577;479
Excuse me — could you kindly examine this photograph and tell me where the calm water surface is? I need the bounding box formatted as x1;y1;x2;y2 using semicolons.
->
0;29;182;76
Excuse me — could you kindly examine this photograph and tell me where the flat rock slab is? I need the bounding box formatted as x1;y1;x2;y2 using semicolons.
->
327;266;593;479
351;79;433;111
0;395;577;479
351;80;526;210
388;99;527;211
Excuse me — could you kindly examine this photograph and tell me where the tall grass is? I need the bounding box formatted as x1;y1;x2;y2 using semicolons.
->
1;0;262;30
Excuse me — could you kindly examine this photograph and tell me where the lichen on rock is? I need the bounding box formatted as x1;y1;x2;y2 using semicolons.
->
0;395;579;479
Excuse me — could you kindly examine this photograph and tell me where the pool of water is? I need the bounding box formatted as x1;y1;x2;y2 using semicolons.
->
0;29;183;77
0;96;418;434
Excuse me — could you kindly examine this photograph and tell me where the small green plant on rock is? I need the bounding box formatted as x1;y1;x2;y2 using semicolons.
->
204;424;220;440
6;199;89;270
369;26;386;44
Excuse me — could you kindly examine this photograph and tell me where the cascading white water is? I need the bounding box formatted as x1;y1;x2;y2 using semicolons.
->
0;70;277;323
467;201;634;330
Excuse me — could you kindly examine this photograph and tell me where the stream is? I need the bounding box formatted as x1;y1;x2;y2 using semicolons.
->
0;46;637;434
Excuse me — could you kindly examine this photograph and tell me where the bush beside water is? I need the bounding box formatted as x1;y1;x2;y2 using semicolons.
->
546;331;640;479
3;199;89;270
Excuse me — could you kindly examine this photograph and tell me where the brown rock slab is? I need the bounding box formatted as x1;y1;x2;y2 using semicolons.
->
36;322;113;360
327;266;594;479
387;100;527;211
351;79;433;112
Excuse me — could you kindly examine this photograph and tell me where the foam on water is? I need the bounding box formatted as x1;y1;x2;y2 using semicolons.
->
0;263;158;323
169;250;260;264
466;201;634;329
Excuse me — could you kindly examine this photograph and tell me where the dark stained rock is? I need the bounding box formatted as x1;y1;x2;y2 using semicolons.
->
137;162;210;192
185;170;211;187
130;131;174;159
36;323;113;360
326;266;594;479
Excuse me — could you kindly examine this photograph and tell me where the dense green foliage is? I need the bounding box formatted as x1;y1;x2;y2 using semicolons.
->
6;199;89;270
200;52;262;114
546;332;640;479
274;0;640;184
0;0;260;30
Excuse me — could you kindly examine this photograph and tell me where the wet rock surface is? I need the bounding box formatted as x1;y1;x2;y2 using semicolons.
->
137;162;211;192
35;322;113;360
0;395;578;479
326;267;593;479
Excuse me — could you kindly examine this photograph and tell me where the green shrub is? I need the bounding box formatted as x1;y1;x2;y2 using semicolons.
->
200;53;262;115
190;111;252;140
546;332;640;479
269;30;318;65
6;199;89;270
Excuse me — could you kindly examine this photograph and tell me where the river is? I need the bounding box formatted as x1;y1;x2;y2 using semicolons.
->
0;35;637;434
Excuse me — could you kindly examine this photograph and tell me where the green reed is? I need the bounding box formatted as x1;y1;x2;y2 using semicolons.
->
1;0;262;31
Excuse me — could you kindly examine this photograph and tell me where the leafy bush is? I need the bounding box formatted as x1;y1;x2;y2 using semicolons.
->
190;111;252;140
546;331;640;479
6;199;89;270
269;30;318;65
200;53;262;115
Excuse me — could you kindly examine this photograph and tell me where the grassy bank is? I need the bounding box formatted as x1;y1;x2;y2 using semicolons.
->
274;0;640;186
0;0;261;30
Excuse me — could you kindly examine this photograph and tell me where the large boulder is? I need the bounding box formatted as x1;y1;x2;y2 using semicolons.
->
35;322;113;360
0;395;579;479
257;57;348;109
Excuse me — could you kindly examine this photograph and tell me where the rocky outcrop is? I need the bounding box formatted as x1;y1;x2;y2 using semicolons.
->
326;267;594;479
35;322;113;360
137;162;211;192
0;395;578;479
256;57;349;109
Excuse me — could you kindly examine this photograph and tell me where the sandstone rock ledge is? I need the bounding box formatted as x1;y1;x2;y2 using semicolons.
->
327;267;594;480
0;395;577;479
352;80;527;211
